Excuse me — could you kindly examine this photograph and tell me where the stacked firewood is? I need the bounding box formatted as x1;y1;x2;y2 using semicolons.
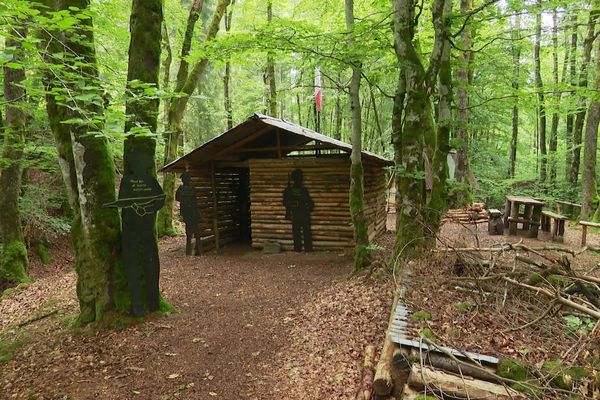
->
442;203;489;223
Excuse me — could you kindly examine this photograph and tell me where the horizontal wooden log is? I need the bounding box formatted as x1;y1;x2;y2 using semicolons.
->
408;365;524;399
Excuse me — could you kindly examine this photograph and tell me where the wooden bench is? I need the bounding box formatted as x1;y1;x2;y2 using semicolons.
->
488;208;503;235
579;220;600;246
556;200;582;219
541;211;568;242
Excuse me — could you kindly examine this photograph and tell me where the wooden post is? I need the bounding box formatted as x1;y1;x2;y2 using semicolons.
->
509;200;518;235
504;198;511;228
530;204;542;238
210;162;220;253
523;204;532;230
582;225;588;246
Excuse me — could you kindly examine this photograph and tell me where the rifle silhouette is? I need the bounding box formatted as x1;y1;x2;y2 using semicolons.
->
103;194;166;216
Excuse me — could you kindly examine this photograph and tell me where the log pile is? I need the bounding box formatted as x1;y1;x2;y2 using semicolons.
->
442;203;489;224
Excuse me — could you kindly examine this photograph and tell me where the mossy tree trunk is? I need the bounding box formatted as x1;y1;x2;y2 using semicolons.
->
569;5;598;187
391;0;449;257
38;0;121;323
156;0;230;237
427;0;452;233
345;0;370;270
0;25;29;284
454;0;472;202
548;8;560;186
581;39;600;220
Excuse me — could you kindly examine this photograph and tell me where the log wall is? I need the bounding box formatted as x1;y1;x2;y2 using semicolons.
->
249;157;387;251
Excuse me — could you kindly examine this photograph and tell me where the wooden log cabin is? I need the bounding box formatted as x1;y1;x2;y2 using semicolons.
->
160;113;393;251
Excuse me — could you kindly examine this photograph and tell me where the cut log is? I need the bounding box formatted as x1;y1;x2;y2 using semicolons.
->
373;295;400;396
355;345;376;400
408;365;525;399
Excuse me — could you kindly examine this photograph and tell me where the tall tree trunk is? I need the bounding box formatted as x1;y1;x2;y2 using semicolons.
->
345;0;370;270
38;0;121;323
581;40;600;220
508;5;520;178
162;21;172;127
455;0;472;204
0;25;29;283
569;4;598;187
428;0;452;229
549;8;559;185
534;0;547;185
223;2;234;129
156;0;229;236
392;0;446;255
565;9;578;180
266;0;278;117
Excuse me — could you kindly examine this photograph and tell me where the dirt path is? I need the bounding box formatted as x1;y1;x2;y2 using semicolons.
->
1;236;391;400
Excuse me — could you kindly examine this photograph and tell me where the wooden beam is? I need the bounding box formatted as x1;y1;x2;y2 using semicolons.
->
227;144;342;154
212;125;272;158
210;162;220;253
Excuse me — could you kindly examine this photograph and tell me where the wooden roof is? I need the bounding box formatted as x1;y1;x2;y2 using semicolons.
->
160;113;393;172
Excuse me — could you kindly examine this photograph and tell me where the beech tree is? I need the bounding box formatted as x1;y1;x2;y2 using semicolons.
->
156;0;230;236
345;0;370;270
0;24;29;283
37;0;122;323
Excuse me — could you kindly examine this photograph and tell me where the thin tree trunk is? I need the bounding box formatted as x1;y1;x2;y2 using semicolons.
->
565;9;578;180
38;0;121;323
428;0;452;229
368;85;386;153
346;0;370;270
581;40;600;220
266;0;277;117
157;0;229;236
549;8;559;185
0;25;29;283
508;6;520;178
569;4;598;186
223;2;233;129
455;0;472;203
534;0;547;185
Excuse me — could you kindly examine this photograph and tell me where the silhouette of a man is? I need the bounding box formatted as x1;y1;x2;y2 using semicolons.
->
176;171;202;256
106;151;165;317
283;168;314;252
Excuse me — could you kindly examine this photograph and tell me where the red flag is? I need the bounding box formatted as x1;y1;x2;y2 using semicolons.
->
314;67;322;113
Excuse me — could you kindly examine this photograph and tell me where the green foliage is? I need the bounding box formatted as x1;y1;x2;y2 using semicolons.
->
497;359;528;382
19;183;71;243
455;301;475;311
0;240;30;283
564;314;595;335
0;336;24;363
36;243;51;265
411;310;432;322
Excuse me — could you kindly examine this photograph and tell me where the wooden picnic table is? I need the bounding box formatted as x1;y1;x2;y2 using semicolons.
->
503;196;545;238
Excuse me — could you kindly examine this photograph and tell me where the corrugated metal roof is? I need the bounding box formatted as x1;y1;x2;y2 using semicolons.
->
160;113;393;172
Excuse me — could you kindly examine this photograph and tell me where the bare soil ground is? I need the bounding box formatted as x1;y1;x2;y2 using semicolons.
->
1;236;393;400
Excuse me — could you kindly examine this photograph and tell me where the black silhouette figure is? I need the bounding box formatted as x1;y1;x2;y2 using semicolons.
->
283;168;314;252
176;171;202;256
105;151;165;317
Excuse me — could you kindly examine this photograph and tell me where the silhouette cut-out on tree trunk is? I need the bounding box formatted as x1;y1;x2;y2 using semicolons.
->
105;151;165;317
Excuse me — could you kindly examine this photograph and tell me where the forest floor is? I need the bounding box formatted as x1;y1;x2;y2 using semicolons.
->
2;217;600;399
0;234;393;400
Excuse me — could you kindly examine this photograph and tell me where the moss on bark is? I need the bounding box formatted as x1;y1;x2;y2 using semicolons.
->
350;163;371;271
0;241;29;283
